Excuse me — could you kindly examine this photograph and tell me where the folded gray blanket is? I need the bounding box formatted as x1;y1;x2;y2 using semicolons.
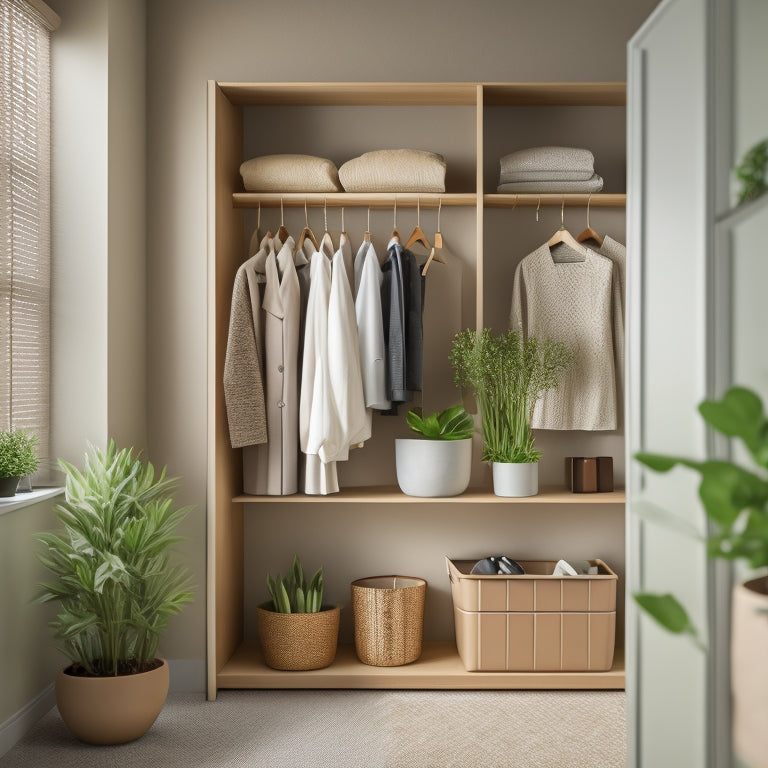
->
497;173;604;193
500;169;595;183
500;146;595;176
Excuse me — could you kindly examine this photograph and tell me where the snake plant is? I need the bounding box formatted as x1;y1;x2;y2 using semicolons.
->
266;555;324;613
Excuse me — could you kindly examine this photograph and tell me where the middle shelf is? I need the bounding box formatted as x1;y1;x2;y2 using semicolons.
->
233;486;626;504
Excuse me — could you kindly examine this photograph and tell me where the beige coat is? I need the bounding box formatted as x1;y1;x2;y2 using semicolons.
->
262;237;301;495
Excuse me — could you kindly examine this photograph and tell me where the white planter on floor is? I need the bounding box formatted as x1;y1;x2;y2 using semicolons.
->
491;461;538;497
395;438;472;497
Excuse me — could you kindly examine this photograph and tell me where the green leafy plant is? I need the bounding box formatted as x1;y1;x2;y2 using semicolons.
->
634;386;768;641
449;328;572;463
405;404;474;441
735;138;768;205
266;555;323;613
0;428;39;478
36;440;194;676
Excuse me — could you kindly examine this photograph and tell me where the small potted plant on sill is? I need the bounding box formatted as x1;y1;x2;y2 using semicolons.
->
0;428;39;497
257;555;339;671
449;329;572;497
35;440;193;745
395;404;475;497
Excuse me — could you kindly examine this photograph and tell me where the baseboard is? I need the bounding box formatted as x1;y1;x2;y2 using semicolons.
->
168;658;206;693
0;683;55;758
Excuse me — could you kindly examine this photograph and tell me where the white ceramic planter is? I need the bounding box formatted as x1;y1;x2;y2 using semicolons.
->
731;576;768;768
395;438;472;497
491;461;538;497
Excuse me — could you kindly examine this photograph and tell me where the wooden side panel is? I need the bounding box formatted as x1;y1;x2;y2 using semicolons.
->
207;82;244;699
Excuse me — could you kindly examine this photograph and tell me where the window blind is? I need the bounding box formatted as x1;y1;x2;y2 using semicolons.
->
0;0;52;466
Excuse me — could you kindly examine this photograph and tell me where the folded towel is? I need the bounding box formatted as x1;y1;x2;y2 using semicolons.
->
500;146;595;176
500;169;596;183
339;149;446;193
497;174;604;194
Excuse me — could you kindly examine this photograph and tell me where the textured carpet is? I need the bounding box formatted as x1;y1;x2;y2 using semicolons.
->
0;690;626;768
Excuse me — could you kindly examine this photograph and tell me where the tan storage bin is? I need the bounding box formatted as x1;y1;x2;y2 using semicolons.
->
351;575;426;667
446;557;617;672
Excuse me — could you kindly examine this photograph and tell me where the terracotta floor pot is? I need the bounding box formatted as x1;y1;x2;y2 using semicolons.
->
56;659;169;745
732;577;768;768
257;604;340;670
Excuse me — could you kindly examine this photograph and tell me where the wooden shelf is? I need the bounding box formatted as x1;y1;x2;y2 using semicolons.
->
233;486;625;504
482;82;626;107
218;641;625;690
484;193;626;208
233;192;477;209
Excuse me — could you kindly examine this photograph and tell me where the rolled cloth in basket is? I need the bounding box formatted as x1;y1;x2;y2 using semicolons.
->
240;154;342;192
497;173;604;194
499;146;595;178
339;149;446;193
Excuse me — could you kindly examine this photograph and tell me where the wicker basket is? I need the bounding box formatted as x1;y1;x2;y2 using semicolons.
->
351;575;427;667
256;603;340;671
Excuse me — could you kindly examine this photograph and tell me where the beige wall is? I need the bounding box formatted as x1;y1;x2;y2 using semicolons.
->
146;0;660;684
0;500;62;724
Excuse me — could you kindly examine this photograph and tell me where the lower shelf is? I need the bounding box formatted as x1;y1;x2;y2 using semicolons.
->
217;641;625;691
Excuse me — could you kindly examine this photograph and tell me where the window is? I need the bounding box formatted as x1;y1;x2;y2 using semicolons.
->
0;0;57;472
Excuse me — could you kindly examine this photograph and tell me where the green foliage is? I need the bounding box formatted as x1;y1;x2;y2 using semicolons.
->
635;386;768;638
449;328;572;463
0;429;39;478
36;440;193;676
735;138;768;205
633;593;699;639
405;405;474;441
266;555;323;614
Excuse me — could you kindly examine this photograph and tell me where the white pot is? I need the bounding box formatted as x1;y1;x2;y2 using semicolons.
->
491;461;538;497
395;438;472;497
732;576;768;767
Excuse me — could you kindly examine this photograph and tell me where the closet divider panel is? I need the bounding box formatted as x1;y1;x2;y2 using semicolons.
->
207;82;246;698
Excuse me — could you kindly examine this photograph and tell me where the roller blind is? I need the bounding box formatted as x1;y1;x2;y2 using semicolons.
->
0;0;53;467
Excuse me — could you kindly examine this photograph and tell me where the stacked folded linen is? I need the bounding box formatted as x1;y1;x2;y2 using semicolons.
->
497;146;603;193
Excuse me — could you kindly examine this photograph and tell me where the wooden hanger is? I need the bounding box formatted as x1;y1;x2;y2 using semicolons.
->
548;199;589;262
248;201;265;257
390;198;401;243
276;197;290;243
422;198;447;276
297;199;319;251
576;194;604;246
405;198;431;251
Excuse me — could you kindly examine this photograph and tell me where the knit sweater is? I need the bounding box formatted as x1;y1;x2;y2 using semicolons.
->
510;242;622;431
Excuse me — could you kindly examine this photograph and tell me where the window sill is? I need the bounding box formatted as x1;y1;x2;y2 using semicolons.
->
0;486;64;516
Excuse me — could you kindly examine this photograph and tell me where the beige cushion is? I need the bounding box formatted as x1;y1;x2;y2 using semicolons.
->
239;154;341;192
339;149;446;193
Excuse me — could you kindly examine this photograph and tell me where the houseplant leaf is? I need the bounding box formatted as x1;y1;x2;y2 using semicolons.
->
634;593;697;637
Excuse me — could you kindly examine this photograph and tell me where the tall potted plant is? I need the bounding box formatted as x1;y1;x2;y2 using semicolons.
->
395;404;474;497
449;329;571;497
36;440;193;745
0;428;39;497
634;386;768;767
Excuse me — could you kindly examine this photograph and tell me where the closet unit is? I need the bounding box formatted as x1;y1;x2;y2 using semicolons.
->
207;81;627;700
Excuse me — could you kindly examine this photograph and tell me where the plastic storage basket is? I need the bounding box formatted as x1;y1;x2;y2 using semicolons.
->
446;557;617;672
351;575;427;667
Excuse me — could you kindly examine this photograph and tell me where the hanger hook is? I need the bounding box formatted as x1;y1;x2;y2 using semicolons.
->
341;206;345;233
324;197;328;231
437;198;442;231
536;196;541;223
417;196;421;227
280;197;284;226
560;196;565;228
257;201;261;230
367;206;371;232
510;193;518;213
586;193;592;228
394;197;397;230
304;198;309;227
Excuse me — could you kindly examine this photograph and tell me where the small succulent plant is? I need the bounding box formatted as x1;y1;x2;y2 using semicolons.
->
266;555;324;613
405;405;474;441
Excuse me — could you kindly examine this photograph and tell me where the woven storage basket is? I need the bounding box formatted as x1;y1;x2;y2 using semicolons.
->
351;576;427;667
256;603;340;671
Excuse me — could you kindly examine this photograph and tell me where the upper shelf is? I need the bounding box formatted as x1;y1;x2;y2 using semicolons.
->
233;192;627;209
217;81;626;108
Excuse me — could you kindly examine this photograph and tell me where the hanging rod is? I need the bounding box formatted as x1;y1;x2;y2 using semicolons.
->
232;192;476;209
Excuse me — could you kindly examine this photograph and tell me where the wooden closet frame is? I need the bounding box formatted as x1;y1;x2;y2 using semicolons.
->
207;81;627;700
